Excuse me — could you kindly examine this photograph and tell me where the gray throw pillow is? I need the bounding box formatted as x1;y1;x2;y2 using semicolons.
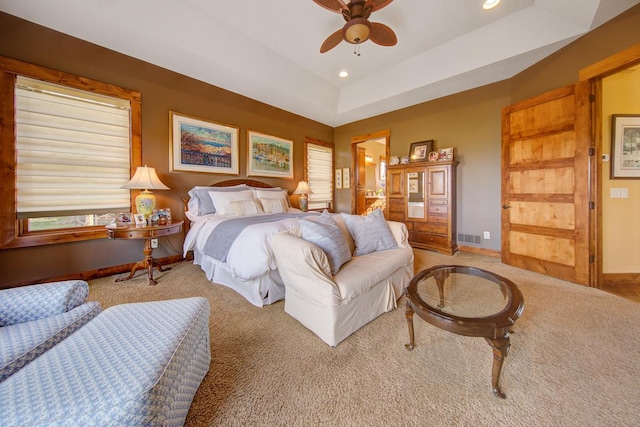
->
342;209;397;256
300;217;351;275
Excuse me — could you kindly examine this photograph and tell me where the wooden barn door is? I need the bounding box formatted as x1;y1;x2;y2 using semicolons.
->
501;82;592;285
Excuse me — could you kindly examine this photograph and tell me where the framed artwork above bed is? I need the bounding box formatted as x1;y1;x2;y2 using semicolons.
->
247;130;294;179
170;111;239;175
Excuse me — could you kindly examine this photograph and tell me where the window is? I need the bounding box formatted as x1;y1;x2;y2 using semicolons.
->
304;137;334;211
0;56;141;248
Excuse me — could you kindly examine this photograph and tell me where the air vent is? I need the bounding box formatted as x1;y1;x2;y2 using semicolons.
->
457;233;483;246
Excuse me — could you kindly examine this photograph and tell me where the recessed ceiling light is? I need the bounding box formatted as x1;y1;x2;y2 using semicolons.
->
483;0;500;10
339;70;349;78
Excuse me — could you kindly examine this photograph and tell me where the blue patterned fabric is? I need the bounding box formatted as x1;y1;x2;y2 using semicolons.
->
0;297;211;427
0;280;89;327
0;301;101;382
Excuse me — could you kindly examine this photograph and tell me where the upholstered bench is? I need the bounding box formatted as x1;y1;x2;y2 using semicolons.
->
0;297;211;426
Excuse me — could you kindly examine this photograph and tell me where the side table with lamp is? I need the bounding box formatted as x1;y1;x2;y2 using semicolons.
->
108;165;180;286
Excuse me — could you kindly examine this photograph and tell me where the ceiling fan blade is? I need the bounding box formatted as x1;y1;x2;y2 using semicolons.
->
366;0;393;12
312;0;348;13
369;22;397;46
320;29;345;53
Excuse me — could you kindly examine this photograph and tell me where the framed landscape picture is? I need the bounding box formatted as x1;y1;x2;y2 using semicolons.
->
170;112;239;175
247;130;294;179
611;114;640;179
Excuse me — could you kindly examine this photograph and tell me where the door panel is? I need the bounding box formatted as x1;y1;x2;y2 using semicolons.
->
502;82;591;285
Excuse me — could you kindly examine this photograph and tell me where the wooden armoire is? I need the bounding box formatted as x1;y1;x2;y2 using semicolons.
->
387;161;458;255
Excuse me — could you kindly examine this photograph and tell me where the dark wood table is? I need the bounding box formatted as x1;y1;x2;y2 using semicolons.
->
404;265;524;398
106;221;183;286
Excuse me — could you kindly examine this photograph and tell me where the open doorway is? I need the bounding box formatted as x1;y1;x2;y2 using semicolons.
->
350;130;390;215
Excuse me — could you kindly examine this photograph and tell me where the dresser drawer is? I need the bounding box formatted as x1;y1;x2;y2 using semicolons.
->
428;214;448;224
416;222;447;235
428;205;448;214
413;233;449;247
428;199;448;205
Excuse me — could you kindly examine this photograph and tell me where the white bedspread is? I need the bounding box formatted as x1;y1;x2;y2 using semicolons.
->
184;211;309;280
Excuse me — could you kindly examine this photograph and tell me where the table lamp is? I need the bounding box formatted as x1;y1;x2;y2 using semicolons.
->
122;165;169;217
293;181;312;212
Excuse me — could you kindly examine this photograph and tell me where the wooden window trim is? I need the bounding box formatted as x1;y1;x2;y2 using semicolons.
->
0;56;142;249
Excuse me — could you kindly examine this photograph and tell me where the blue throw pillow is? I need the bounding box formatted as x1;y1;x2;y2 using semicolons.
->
342;209;397;256
300;217;351;275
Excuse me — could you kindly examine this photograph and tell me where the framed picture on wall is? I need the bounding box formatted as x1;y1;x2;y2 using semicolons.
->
335;168;343;189
611;114;640;178
247;130;294;179
343;167;351;189
409;140;434;162
169;111;239;175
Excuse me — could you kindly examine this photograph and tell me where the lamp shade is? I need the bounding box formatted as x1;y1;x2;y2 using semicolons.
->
122;166;169;190
122;166;169;217
293;181;311;195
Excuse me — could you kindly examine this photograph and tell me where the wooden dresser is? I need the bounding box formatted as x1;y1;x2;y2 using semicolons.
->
387;161;457;255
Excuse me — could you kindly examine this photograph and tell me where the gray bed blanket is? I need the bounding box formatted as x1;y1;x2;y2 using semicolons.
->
203;213;313;262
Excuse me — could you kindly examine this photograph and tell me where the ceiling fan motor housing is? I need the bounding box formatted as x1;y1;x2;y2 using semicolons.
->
343;17;373;44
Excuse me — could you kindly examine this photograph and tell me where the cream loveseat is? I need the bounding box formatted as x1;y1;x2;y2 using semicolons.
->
272;210;414;347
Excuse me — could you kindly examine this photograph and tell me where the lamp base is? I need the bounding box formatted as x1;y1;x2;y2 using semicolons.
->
299;195;308;212
135;190;156;217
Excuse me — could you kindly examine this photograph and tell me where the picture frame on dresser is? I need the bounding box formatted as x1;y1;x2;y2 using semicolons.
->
409;140;434;163
169;111;239;175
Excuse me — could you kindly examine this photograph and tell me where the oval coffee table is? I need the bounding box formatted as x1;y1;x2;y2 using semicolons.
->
404;265;524;398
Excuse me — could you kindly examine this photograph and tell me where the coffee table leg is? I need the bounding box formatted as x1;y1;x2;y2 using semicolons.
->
404;300;415;350
485;335;510;399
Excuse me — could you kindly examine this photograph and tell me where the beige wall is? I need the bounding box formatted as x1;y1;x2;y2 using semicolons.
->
602;67;640;273
335;82;511;251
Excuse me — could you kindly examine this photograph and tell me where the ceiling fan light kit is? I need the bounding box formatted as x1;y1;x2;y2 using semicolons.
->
314;0;397;54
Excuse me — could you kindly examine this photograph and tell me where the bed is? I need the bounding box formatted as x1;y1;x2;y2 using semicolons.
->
182;179;315;307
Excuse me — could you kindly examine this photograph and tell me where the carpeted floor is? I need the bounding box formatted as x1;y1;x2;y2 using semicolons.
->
87;250;640;426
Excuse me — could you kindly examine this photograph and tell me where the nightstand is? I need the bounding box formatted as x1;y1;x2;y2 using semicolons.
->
106;221;183;285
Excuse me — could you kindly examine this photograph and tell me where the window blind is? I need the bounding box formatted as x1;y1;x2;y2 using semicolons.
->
307;143;333;210
15;76;132;217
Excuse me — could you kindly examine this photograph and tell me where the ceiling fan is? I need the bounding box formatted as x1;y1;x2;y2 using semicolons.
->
313;0;397;54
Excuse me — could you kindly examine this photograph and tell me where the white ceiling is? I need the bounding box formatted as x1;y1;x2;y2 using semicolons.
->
1;0;639;127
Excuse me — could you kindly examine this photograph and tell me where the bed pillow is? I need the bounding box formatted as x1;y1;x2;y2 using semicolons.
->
253;188;291;208
260;197;288;214
342;209;397;256
299;217;351;275
208;189;256;216
187;184;247;216
230;199;264;216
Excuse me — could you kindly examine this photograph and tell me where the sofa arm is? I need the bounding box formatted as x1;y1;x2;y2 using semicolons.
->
0;280;89;327
271;232;342;306
388;221;411;249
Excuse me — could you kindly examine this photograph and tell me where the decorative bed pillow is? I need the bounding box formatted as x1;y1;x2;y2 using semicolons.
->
253;188;291;207
230;199;264;216
208;189;256;216
259;197;288;214
300;217;351;275
342;209;397;256
187;184;247;216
